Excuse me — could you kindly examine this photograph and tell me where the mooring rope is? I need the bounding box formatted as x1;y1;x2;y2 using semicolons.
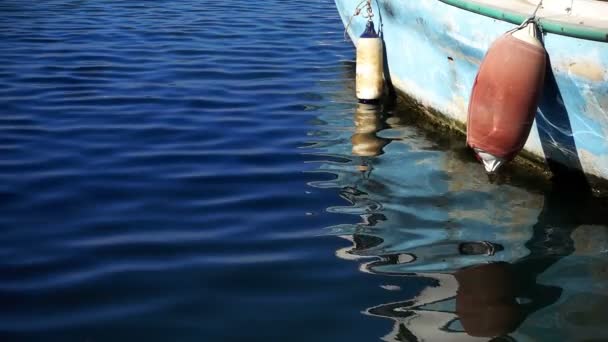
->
530;0;544;18
566;0;574;14
515;0;544;29
364;0;374;21
344;0;374;41
503;0;544;36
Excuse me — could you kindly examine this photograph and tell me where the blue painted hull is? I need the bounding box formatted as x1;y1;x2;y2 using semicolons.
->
335;0;608;181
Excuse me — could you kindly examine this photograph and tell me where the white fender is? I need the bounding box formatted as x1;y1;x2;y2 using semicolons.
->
356;22;384;101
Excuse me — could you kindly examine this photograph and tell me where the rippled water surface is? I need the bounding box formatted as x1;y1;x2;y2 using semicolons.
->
2;0;608;341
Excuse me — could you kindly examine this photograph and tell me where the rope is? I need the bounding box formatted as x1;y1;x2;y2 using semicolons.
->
530;0;543;18
364;0;374;21
566;0;574;14
343;0;374;41
514;0;544;30
503;0;544;37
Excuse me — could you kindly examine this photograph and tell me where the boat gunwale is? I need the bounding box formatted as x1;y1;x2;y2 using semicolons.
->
437;0;608;42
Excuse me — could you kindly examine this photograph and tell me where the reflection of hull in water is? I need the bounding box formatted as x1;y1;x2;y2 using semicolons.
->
335;0;608;183
364;261;562;341
312;100;608;340
336;185;608;341
340;183;608;340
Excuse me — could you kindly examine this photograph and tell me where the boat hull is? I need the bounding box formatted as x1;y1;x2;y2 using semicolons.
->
335;0;608;182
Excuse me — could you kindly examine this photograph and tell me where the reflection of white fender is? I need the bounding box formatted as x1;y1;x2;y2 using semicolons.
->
352;103;387;157
356;22;383;101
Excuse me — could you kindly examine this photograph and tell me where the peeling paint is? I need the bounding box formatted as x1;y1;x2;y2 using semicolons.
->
566;60;607;82
439;44;483;66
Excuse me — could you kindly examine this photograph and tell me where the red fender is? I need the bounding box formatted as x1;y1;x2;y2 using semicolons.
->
467;24;546;172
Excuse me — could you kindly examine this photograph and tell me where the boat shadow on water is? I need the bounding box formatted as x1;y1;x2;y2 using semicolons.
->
312;99;608;341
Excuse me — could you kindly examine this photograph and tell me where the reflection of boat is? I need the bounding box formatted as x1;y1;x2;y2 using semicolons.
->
365;255;562;341
311;101;608;340
335;0;608;182
332;170;608;340
366;263;528;341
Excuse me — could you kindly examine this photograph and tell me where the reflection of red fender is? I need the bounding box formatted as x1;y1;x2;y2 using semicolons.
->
455;263;521;337
467;23;546;172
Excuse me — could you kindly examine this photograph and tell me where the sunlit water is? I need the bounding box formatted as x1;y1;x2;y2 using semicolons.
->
1;0;608;341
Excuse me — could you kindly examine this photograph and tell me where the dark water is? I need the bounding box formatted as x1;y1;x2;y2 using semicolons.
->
2;0;608;341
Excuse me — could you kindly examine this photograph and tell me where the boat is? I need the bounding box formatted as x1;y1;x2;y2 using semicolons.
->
335;0;608;184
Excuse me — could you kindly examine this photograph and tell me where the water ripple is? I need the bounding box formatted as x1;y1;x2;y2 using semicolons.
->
4;0;608;341
0;0;358;339
308;96;608;340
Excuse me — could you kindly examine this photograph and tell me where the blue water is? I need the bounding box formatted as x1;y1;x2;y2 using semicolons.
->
2;0;608;341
